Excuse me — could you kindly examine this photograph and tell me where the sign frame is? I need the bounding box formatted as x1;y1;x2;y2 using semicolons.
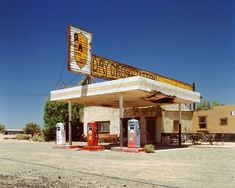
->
68;25;92;75
91;55;193;91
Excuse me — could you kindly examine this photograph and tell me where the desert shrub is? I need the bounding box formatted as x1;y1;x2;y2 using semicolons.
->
24;122;41;137
0;124;5;133
16;134;31;140
32;135;45;142
143;144;155;153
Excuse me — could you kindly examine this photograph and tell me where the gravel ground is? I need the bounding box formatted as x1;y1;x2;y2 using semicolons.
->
0;139;235;188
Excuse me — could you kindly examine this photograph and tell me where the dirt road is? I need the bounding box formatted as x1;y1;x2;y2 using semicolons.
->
0;140;235;187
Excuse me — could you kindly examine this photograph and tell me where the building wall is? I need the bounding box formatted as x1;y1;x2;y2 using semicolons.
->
80;105;235;143
162;111;193;133
80;106;120;136
123;106;162;144
80;105;194;143
192;105;235;133
4;130;24;135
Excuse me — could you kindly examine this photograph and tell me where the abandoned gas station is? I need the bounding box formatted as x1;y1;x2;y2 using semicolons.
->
50;26;200;149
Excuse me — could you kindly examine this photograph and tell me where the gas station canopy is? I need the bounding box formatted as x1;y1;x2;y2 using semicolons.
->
50;76;200;108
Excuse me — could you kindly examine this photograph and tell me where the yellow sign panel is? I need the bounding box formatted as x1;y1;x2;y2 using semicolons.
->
68;26;92;74
74;33;88;69
91;55;193;91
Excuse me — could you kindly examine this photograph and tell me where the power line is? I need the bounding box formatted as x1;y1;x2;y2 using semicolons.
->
66;74;79;86
0;92;48;97
55;52;68;89
0;95;47;97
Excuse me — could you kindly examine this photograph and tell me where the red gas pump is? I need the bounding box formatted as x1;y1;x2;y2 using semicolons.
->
87;122;98;146
83;122;104;151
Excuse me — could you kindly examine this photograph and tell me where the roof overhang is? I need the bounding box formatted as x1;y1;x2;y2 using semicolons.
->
50;76;200;108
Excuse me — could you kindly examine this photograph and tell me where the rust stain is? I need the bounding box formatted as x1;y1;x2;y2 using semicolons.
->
91;55;193;91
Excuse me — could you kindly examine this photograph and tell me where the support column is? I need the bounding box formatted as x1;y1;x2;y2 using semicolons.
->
193;83;196;110
68;100;72;145
119;95;124;147
178;103;182;146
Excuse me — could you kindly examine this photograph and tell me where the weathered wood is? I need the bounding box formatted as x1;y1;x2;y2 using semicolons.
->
68;25;92;75
99;134;118;144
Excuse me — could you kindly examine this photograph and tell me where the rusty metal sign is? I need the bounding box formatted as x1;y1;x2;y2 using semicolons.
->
68;26;92;75
67;26;192;91
91;55;193;91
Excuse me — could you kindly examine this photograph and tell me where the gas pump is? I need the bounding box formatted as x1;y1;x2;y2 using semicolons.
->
128;119;140;148
87;122;98;146
56;123;66;145
83;122;104;151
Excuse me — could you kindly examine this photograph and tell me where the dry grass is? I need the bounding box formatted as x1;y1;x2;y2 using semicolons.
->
143;144;155;153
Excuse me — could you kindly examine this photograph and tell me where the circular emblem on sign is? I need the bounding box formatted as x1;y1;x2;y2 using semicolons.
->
74;32;88;69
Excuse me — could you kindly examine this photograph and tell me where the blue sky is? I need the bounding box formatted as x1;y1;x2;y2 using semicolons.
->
0;0;234;128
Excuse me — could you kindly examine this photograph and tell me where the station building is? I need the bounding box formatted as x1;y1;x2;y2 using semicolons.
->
51;76;200;146
81;104;193;145
192;105;235;141
51;25;202;146
80;104;235;144
51;25;235;145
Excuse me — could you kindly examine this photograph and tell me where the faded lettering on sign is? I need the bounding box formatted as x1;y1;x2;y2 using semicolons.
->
92;55;158;81
91;55;193;91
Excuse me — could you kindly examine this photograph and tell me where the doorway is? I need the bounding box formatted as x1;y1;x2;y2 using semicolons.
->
146;117;156;144
65;122;84;141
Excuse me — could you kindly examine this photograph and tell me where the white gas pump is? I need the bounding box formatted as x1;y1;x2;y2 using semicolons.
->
56;123;66;145
128;119;140;148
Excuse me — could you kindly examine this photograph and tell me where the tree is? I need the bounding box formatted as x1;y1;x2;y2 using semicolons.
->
43;99;81;141
197;100;223;110
211;101;224;107
0;124;5;133
24;122;41;137
197;101;212;110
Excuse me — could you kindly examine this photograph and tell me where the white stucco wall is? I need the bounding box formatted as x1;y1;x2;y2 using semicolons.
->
162;111;193;133
80;106;120;136
80;106;194;143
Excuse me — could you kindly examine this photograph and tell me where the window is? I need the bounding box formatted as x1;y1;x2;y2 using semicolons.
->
173;120;179;132
220;118;228;126
97;121;110;133
198;116;207;129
